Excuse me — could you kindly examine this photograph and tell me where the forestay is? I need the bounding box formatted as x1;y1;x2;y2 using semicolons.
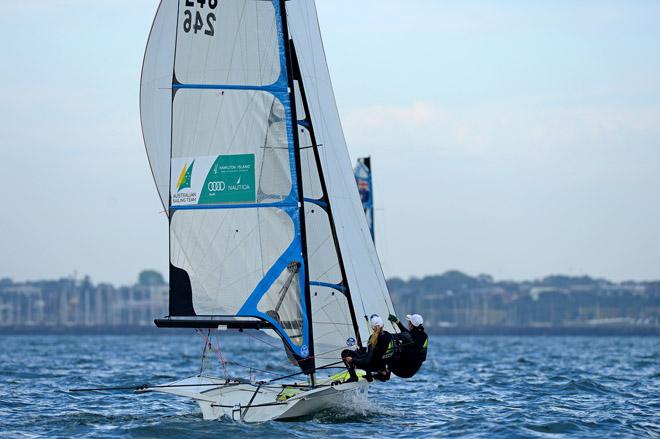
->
140;0;395;373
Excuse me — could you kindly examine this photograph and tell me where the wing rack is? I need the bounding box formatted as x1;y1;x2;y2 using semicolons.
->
154;316;275;329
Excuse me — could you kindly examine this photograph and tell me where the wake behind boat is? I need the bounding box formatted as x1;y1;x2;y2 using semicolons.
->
138;0;397;422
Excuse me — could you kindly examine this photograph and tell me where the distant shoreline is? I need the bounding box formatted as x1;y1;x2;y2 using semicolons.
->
2;326;658;336
428;326;660;336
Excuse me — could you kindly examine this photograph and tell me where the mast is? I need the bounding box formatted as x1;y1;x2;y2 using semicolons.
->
279;0;315;375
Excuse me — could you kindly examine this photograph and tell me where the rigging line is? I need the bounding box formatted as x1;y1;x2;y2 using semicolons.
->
194;329;229;381
211;332;230;380
69;382;238;392
198;329;208;375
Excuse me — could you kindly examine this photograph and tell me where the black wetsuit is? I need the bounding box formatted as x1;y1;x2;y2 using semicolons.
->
341;331;394;381
389;322;428;378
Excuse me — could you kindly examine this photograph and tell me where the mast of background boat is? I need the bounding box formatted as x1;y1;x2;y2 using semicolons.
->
355;157;375;243
364;157;374;243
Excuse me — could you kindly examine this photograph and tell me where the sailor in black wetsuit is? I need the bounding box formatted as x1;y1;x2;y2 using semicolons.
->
341;314;394;382
387;313;428;378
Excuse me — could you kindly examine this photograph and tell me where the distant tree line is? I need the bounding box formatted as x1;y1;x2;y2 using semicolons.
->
1;270;658;334
388;270;660;333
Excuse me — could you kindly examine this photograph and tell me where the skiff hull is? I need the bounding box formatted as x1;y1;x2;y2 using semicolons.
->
143;374;369;422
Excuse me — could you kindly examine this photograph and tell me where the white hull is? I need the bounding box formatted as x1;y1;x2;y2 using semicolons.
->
142;374;369;422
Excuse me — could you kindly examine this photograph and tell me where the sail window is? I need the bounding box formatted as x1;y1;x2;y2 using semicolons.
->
171;89;292;204
257;262;304;346
170;207;295;316
174;0;281;86
298;127;323;200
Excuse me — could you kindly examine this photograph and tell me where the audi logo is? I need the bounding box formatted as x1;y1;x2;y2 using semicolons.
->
207;181;225;191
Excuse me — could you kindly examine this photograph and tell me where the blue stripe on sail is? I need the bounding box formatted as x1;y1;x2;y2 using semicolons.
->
171;201;296;211
309;281;346;292
173;83;288;93
237;206;308;356
298;120;310;128
303;198;327;208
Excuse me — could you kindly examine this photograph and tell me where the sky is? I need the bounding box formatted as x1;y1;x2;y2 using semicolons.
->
1;0;659;285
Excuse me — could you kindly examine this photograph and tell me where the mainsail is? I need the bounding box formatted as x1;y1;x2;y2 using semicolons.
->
354;157;374;242
140;0;395;373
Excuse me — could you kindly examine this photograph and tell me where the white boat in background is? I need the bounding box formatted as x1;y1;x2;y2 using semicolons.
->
139;0;397;422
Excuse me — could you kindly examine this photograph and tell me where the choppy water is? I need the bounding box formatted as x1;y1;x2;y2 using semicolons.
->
0;334;658;438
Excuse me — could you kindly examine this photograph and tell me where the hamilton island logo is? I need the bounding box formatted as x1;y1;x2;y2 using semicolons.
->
176;160;194;192
199;154;256;204
346;337;356;347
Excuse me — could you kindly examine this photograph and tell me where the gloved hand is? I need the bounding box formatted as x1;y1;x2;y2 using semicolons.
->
388;314;398;323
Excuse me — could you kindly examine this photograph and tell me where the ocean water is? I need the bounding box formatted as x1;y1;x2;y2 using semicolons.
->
0;334;658;438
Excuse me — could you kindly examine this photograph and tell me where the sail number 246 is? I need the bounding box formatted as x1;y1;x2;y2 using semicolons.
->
182;0;217;36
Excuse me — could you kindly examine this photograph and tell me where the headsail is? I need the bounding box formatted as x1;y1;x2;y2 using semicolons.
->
354;157;375;242
286;1;396;360
140;0;396;374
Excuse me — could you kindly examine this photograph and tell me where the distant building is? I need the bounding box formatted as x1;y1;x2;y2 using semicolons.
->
1;270;658;332
0;271;167;329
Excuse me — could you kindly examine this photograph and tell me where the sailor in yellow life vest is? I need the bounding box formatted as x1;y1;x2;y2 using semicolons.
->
387;313;428;378
341;314;394;382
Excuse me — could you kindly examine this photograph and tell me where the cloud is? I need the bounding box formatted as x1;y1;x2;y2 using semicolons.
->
343;101;660;163
344;102;485;157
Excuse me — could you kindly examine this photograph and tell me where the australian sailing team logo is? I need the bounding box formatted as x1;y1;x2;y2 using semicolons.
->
172;160;198;204
171;154;256;206
176;160;194;192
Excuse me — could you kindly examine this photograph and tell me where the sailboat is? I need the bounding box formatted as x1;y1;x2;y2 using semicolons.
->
139;0;395;422
354;157;374;242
